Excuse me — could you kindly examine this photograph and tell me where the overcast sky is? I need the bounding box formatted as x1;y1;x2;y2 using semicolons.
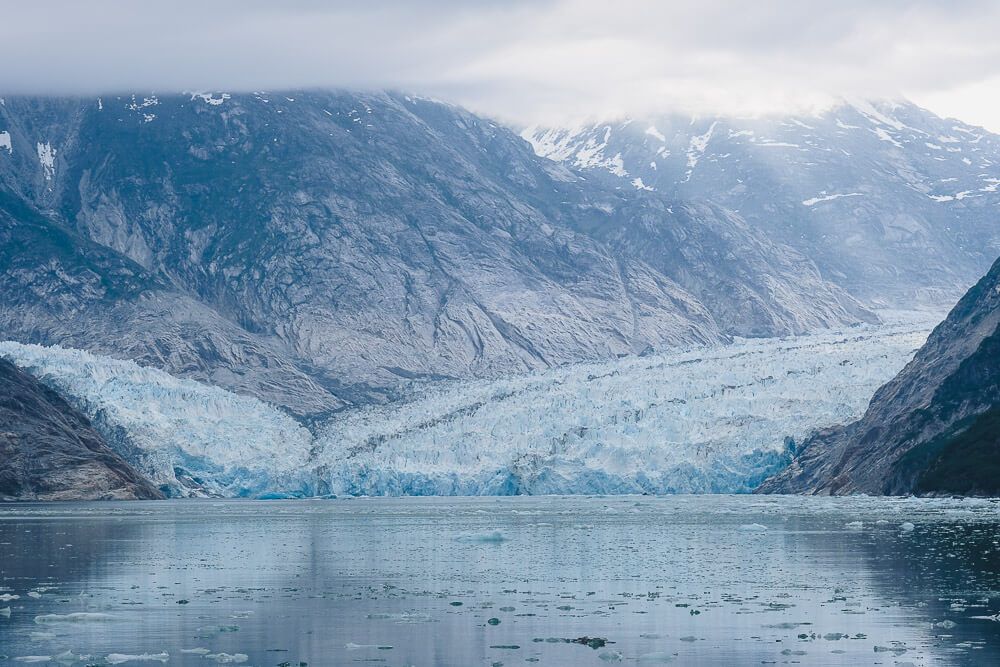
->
3;0;1000;130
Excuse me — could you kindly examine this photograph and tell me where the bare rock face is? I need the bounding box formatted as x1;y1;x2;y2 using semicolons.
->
526;101;1000;309
0;358;163;501
0;91;873;416
759;256;1000;495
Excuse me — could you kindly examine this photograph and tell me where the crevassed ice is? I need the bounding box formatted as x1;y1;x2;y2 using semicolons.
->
312;322;930;496
0;342;312;498
1;321;930;498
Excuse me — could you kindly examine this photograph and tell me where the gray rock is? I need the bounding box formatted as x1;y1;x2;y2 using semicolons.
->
0;358;162;500
758;256;1000;495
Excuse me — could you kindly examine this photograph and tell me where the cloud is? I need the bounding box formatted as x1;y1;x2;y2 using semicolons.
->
3;0;1000;129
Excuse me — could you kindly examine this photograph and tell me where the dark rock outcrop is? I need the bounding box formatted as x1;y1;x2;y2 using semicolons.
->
0;358;163;500
758;256;1000;495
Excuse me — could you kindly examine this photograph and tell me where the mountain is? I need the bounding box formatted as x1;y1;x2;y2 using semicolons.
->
525;100;1000;307
0;91;872;412
0;189;342;418
758;256;1000;495
0;357;161;501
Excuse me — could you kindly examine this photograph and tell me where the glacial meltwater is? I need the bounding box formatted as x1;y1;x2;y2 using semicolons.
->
2;496;1000;666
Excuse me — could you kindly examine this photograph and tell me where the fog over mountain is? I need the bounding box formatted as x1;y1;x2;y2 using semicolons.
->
2;1;1000;130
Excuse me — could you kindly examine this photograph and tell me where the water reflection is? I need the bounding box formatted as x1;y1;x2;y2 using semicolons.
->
1;496;998;665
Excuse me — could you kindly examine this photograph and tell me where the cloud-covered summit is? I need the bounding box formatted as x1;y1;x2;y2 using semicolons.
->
3;1;1000;128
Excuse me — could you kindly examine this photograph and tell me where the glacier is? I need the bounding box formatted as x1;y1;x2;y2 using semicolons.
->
310;321;932;495
1;319;932;497
0;342;313;498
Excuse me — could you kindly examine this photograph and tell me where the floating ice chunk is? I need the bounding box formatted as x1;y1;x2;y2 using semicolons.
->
345;643;394;650
901;522;915;532
14;657;52;663
105;653;169;664
738;523;768;531
0;593;19;601
34;613;115;623
599;649;624;662
27;591;42;599
0;131;11;154
455;531;508;543
366;611;433;623
0;606;10;618
845;521;863;530
205;653;249;663
180;648;211;655
54;650;87;663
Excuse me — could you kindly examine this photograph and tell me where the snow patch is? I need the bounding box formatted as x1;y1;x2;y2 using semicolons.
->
36;142;56;181
684;121;717;182
871;127;902;148
645;125;666;142
850;99;910;131
802;192;864;207
190;92;231;106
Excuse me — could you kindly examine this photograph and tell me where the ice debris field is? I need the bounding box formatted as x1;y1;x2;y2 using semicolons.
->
0;320;931;497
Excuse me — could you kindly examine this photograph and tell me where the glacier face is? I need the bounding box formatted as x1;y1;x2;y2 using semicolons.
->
1;320;932;497
311;320;932;496
0;342;313;498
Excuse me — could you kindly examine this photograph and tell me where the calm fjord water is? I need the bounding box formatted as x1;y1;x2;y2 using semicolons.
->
2;496;1000;666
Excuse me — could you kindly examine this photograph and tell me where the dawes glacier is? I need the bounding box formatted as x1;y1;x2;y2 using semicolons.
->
0;320;930;497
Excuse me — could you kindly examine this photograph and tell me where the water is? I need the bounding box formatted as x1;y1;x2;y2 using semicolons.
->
2;496;1000;666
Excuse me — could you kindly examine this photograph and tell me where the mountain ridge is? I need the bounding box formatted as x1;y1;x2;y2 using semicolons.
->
0;90;874;414
524;99;1000;307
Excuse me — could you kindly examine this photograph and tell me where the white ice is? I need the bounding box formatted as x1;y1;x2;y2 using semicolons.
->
0;342;312;498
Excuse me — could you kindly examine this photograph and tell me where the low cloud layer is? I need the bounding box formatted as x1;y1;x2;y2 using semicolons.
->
4;1;1000;129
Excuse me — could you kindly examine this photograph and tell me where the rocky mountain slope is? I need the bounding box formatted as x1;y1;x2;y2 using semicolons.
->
526;100;1000;306
0;189;342;418
759;257;1000;495
0;91;872;413
0;357;162;500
